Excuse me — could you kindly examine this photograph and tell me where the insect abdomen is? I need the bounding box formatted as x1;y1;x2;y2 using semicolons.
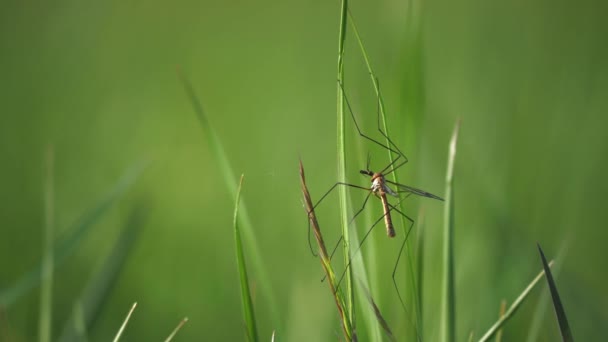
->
380;194;396;237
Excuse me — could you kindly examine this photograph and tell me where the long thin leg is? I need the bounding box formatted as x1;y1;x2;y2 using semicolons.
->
319;191;373;282
307;181;370;256
334;195;409;289
327;191;372;263
374;78;410;173
387;199;423;342
338;80;404;173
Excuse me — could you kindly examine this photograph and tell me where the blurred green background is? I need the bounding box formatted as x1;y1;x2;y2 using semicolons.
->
1;0;607;340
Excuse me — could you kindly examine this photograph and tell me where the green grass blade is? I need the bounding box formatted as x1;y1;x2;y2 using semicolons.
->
58;204;147;342
178;72;280;328
0;161;148;308
234;175;259;342
348;11;423;338
537;244;574;341
416;207;426;330
112;302;137;342
356;276;395;342
300;160;354;342
336;0;354;325
163;317;189;342
526;242;569;342
478;260;555;342
39;146;55;342
440;120;460;342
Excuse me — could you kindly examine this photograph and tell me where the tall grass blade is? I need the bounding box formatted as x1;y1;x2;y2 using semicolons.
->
0;161;148;308
478;260;554;342
495;300;507;342
356;276;395;342
348;11;422;337
164;317;189;342
537;244;573;341
112;302;137;342
300;160;355;342
178;72;280;328
440;120;460;342
526;242;569;342
39;146;55;342
416;207;425;328
58;204;147;342
335;0;355;325
234;175;259;342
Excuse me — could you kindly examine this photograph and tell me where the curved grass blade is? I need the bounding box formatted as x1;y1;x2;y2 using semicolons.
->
356;276;395;342
478;260;554;342
164;317;189;342
112;302;137;342
39;146;55;342
300;160;355;342
58;204;147;342
335;0;355;325
178;71;280;328
440;120;460;342
537;244;573;342
347;11;423;337
0;161;149;308
234;175;258;342
526;241;569;342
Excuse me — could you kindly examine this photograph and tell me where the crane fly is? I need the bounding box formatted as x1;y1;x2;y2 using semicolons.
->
307;79;443;313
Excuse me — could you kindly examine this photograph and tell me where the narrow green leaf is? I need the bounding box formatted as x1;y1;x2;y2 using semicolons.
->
336;0;354;325
0;161;148;308
348;11;422;338
478;260;554;342
356;276;395;342
58;203;147;342
440;120;460;342
537;244;574;341
178;72;280;328
234;175;258;342
39;146;55;342
526;242;569;342
112;302;137;342
416;207;426;333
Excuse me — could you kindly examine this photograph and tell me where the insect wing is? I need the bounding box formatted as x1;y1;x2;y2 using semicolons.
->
386;180;444;201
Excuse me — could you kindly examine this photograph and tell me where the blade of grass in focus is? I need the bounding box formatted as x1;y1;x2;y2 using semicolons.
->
356;276;395;342
478;260;554;342
58;204;147;342
112;302;137;342
234;175;258;342
0;161;149;308
164;317;189;342
440;120;460;342
39;146;55;342
300;160;355;342
178;72;280;328
336;0;355;325
537;244;573;341
348;10;422;337
526;242;569;342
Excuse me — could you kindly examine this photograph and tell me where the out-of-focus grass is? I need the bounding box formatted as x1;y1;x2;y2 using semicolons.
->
233;175;258;342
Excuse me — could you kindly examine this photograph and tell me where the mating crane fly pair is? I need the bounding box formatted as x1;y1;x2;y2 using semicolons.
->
308;80;443;302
